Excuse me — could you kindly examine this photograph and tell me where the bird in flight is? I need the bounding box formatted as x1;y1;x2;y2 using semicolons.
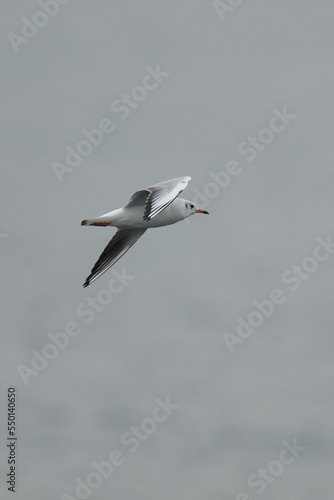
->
81;176;209;287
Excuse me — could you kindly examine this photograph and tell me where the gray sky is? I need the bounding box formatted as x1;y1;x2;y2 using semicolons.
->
1;1;334;499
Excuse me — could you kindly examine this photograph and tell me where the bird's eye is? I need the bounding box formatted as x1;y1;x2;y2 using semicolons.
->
190;204;194;209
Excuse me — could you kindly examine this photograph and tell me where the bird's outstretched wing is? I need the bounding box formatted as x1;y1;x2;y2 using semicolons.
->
125;176;191;221
83;228;146;287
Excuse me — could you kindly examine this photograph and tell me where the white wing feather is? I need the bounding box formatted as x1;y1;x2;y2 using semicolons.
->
126;176;191;221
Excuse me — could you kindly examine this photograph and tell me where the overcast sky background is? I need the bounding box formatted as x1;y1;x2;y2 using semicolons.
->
1;1;334;499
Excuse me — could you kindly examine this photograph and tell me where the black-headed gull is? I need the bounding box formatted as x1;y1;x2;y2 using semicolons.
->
81;176;208;287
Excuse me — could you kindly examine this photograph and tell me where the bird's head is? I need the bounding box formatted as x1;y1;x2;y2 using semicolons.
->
183;200;209;218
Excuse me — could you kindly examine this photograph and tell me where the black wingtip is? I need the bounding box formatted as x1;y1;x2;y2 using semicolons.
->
81;220;88;226
83;278;90;288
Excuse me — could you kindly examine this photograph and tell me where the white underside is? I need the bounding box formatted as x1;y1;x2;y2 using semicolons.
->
87;197;189;229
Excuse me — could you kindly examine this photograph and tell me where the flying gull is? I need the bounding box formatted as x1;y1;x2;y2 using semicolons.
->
81;176;208;287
